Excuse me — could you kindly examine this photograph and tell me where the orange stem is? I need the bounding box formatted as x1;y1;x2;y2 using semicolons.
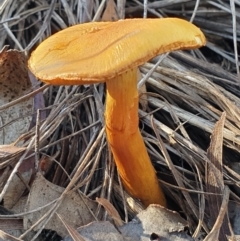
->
105;68;166;207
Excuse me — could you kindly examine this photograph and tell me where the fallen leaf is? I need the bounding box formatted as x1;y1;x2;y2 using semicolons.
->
3;169;32;209
0;46;33;145
206;112;233;240
64;221;125;241
63;205;193;241
203;186;231;241
24;173;98;237
121;204;189;236
0;144;34;209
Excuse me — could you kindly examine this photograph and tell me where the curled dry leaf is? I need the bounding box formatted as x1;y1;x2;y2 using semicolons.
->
0;46;33;144
206;112;232;240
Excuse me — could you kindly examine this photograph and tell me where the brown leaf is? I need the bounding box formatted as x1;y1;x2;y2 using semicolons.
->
65;205;192;241
24;173;98;237
96;197;123;226
206;112;232;240
0;46;33;144
3;169;32;209
0;145;34;209
203;187;232;241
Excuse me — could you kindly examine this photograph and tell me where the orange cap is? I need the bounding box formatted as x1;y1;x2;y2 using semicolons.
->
29;18;206;85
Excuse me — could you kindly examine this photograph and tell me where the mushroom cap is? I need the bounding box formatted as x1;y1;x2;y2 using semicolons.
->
29;18;206;85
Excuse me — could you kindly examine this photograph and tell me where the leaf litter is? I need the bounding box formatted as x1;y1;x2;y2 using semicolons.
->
0;0;240;240
64;204;192;241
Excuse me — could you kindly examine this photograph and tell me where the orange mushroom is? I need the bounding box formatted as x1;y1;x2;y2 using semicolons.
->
29;18;206;207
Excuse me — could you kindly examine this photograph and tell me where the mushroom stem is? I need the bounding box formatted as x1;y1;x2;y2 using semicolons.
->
105;68;166;207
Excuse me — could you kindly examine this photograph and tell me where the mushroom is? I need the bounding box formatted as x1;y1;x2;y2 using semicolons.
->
29;18;206;207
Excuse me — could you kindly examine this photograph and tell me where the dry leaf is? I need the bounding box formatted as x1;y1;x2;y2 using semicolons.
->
0;145;34;209
64;221;124;241
0;46;33;144
24;173;98;237
96;197;123;226
206;112;232;240
121;204;189;235
101;0;118;21
64;205;193;241
3;169;32;209
203;186;231;241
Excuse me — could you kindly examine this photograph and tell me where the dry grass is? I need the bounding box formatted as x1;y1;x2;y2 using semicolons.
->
1;0;240;240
